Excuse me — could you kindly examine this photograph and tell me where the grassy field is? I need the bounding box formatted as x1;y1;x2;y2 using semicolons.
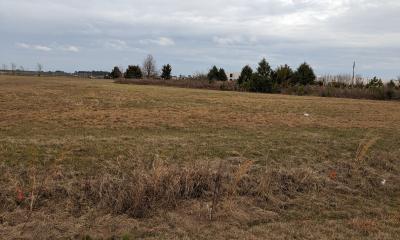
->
1;75;400;239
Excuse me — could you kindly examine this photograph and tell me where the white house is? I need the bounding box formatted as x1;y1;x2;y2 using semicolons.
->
227;72;240;81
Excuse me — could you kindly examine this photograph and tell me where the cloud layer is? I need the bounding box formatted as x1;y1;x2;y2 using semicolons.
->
0;0;399;78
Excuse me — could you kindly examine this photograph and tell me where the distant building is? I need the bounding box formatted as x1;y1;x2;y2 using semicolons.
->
227;72;240;81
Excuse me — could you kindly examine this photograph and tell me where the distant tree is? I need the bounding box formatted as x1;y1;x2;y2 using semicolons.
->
1;64;7;71
366;77;383;88
37;63;43;76
247;73;272;93
387;80;396;88
110;66;123;79
125;65;143;79
292;62;316;85
218;68;228;81
245;58;273;93
11;63;16;74
192;72;208;80
274;64;294;86
207;66;220;82
19;66;24;71
142;54;157;78
397;76;400;88
257;58;272;78
161;64;172;79
238;65;253;85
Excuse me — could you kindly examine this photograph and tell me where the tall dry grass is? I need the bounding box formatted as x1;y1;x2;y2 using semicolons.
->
115;78;237;91
1;150;392;221
282;85;400;100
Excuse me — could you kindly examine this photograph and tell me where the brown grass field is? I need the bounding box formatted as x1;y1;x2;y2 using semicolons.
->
1;75;400;239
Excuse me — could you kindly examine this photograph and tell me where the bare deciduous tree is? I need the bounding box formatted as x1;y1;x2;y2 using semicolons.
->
1;64;7;71
11;63;16;74
37;63;43;76
142;54;157;78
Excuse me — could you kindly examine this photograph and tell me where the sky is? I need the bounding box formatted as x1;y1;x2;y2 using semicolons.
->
0;0;399;79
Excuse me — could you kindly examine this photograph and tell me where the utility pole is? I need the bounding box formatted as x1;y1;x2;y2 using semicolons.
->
352;61;356;85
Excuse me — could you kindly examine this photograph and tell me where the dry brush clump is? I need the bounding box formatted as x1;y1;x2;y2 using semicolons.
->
0;160;327;218
1;134;398;224
2;157;389;220
282;85;400;100
115;78;237;91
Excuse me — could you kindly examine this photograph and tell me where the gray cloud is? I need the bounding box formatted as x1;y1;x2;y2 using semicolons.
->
16;43;52;52
0;0;399;78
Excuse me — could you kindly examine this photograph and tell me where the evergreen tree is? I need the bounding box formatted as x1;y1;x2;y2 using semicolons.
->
238;65;253;85
366;77;383;88
257;58;272;77
293;62;316;85
161;64;172;79
124;65;143;79
218;68;228;81
110;66;123;79
248;73;272;93
274;64;294;86
207;66;220;82
247;58;273;92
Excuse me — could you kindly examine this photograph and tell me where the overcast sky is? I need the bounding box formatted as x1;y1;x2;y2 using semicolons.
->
0;0;399;78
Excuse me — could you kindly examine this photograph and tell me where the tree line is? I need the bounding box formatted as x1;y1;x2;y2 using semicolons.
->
207;58;316;93
110;54;400;99
109;54;172;80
